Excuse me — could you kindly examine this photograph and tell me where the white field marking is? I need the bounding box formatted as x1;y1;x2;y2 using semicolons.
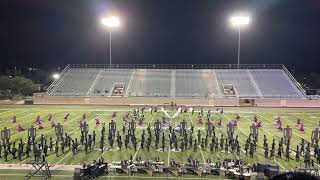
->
6;113;40;130
95;145;112;161
96;113;111;116
53;144;82;167
246;113;308;161
18;111;90;141
19;112;97;164
240;115;275;138
10;111;66;137
167;144;171;166
95;111;129;161
133;112;157;162
212;124;224;159
221;114;241;159
274;159;285;169
259;113;306;140
0;109;133;112
0;112;30;125
268;112;314;130
228;113;296;168
0;174;220;180
187;112;206;163
54;151;72;167
0;110;12;115
21;114;85;143
288;113;318;127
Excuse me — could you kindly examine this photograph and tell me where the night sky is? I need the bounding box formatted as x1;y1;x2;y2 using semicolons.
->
1;0;320;72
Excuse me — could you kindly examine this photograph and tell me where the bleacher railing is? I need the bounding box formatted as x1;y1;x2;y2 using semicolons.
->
45;64;70;93
282;65;306;98
68;64;283;69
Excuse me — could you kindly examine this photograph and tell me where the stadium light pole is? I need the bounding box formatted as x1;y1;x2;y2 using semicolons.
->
229;15;250;69
101;16;120;68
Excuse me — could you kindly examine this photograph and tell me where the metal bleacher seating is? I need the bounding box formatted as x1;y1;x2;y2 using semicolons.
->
249;69;304;98
49;68;99;96
215;69;261;98
46;64;306;99
175;69;220;97
128;69;171;97
88;69;133;96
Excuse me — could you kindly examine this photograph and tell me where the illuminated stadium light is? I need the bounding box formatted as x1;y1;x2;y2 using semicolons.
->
101;16;120;28
230;16;250;26
52;73;60;80
229;14;251;68
100;16;121;67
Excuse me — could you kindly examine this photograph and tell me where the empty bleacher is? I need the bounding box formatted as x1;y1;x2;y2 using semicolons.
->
215;69;261;98
250;69;303;98
46;64;306;99
127;69;171;97
88;69;133;96
175;69;220;97
49;68;99;96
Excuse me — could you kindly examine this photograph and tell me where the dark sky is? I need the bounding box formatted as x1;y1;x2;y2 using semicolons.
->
1;0;320;72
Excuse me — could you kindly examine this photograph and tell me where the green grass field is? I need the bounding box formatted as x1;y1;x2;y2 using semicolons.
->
0;105;320;179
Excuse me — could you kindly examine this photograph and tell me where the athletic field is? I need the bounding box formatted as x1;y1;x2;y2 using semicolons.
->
0;105;319;179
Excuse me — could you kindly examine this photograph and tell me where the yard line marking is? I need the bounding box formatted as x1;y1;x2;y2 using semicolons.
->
259;112;306;140
167;145;171;166
0;174;223;179
54;151;72;167
288;113;318;128
0;109;133;112
11;111;65;138
225;112;288;169
95;111;127;161
7;114;39;130
274;159;285;169
221;114;241;159
19;111;98;164
249;112;310;166
0;110;12;115
187;112;205;163
134;112;157;162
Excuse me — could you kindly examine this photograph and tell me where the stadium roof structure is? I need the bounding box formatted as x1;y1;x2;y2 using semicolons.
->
45;64;306;99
